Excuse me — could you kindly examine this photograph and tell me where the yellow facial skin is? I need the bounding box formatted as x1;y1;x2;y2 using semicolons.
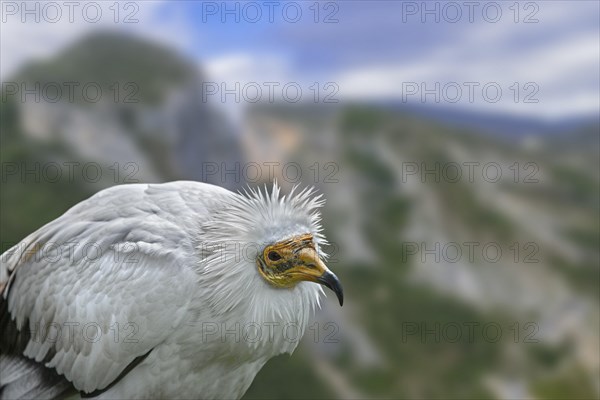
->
257;234;344;306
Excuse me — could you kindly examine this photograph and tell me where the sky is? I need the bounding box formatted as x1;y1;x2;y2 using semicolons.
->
1;0;599;120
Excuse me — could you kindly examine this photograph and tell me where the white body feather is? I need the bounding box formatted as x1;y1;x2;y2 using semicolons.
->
0;181;327;399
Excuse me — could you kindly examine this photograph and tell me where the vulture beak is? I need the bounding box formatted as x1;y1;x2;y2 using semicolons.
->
296;247;344;306
316;270;344;306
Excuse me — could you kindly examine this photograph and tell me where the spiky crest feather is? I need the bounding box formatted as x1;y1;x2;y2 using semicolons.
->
190;182;327;354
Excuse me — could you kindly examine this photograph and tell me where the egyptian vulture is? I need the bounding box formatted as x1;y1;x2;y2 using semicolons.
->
0;181;343;399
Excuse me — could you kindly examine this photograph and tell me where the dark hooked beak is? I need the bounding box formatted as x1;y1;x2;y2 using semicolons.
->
317;270;344;306
294;247;344;307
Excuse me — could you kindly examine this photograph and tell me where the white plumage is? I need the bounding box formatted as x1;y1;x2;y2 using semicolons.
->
0;181;342;399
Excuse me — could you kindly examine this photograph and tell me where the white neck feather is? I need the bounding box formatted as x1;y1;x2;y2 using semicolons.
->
190;183;328;355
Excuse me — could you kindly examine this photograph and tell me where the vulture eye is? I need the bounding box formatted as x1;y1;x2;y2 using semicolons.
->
268;251;282;261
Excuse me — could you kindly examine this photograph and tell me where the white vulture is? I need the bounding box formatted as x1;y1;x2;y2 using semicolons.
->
0;181;343;399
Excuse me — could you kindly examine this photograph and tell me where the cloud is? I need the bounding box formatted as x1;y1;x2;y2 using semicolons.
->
202;52;296;122
335;21;599;119
204;53;291;84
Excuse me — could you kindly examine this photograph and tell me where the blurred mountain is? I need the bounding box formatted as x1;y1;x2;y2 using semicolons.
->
376;101;600;140
4;31;243;185
242;103;599;400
